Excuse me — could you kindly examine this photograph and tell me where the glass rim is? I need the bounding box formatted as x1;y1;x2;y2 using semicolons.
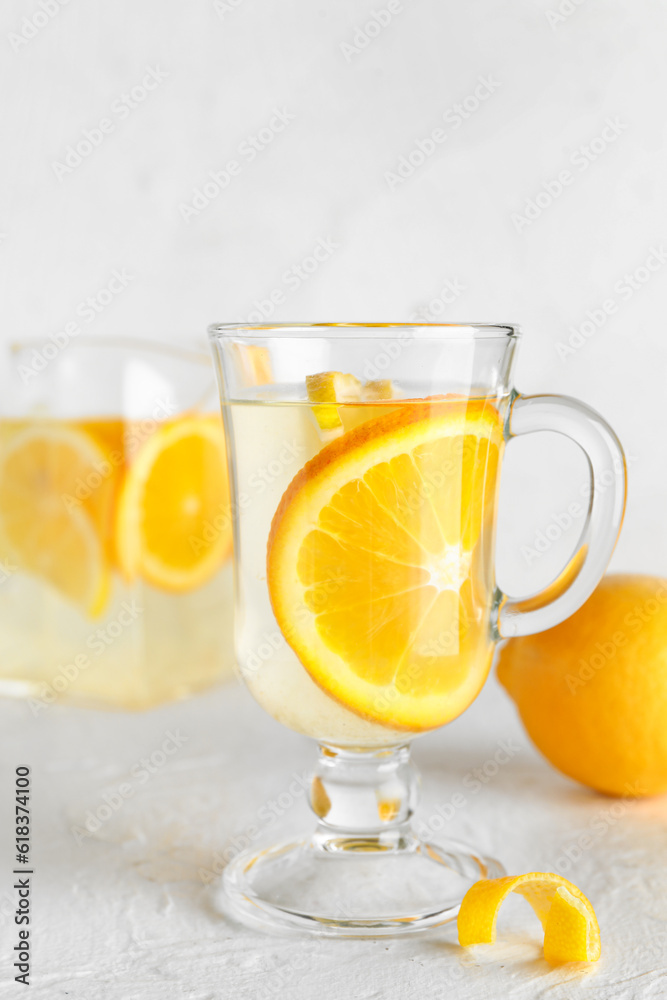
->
9;335;212;366
208;322;520;341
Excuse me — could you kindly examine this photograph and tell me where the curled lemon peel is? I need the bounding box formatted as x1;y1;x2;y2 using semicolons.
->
457;872;601;964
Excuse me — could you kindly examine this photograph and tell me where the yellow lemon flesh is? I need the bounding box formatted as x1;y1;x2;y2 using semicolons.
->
267;398;503;731
115;415;231;593
306;371;363;430
0;424;113;616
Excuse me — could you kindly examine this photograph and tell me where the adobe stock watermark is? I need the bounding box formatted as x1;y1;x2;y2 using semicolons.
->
60;398;176;513
565;583;667;695
339;1;404;63
384;75;501;191
198;770;311;883
241;946;328;1000
239;236;340;324
179;107;295;222
361;327;416;379
633;931;667;969
545;0;588;30
52;67;169;180
414;739;522;840
213;0;247;18
0;890;21;930
512;116;628;233
370;535;483;721
238;570;346;676
70;730;189;846
555;245;667;360
372;616;472;718
554;781;644;873
16;268;134;384
123;400;179;457
0;558;18;585
28;601;143;715
253;955;315;1000
410;277;466;321
520;452;633;567
8;0;73;54
188;437;306;558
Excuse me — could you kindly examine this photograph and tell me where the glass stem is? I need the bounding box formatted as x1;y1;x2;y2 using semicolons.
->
308;744;420;852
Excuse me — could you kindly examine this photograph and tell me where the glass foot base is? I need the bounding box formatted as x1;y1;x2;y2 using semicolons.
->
216;833;504;937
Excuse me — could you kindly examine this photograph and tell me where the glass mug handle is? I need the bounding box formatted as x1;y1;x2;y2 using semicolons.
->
497;392;627;639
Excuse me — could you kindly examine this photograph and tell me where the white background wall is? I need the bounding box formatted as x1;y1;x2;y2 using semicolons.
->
1;0;665;594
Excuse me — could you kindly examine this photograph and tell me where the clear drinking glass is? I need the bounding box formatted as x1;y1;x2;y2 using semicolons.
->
0;336;235;709
209;322;626;935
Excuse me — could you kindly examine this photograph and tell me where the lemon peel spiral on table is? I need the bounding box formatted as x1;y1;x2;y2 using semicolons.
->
457;872;601;964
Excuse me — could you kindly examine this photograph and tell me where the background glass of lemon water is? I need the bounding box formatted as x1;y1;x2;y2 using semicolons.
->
0;337;235;709
210;322;626;937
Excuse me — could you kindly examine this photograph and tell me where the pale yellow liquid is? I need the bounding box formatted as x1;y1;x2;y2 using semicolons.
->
228;395;504;748
0;568;234;709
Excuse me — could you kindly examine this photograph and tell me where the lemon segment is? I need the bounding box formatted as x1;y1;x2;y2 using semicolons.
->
0;424;113;616
267;398;503;731
234;343;273;386
362;379;395;400
306;371;362;430
115;415;232;593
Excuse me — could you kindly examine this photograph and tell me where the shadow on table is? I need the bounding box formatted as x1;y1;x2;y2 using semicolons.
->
419;932;601;983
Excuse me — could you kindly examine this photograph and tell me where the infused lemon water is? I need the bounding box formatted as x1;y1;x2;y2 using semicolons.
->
0;412;234;709
227;387;507;748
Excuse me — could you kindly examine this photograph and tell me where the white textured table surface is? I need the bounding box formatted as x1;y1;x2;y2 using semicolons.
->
1;671;666;1000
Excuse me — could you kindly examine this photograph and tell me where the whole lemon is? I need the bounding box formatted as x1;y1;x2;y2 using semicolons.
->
497;574;667;797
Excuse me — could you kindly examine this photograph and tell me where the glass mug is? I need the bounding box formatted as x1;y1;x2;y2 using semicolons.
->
0;337;235;710
210;322;626;935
